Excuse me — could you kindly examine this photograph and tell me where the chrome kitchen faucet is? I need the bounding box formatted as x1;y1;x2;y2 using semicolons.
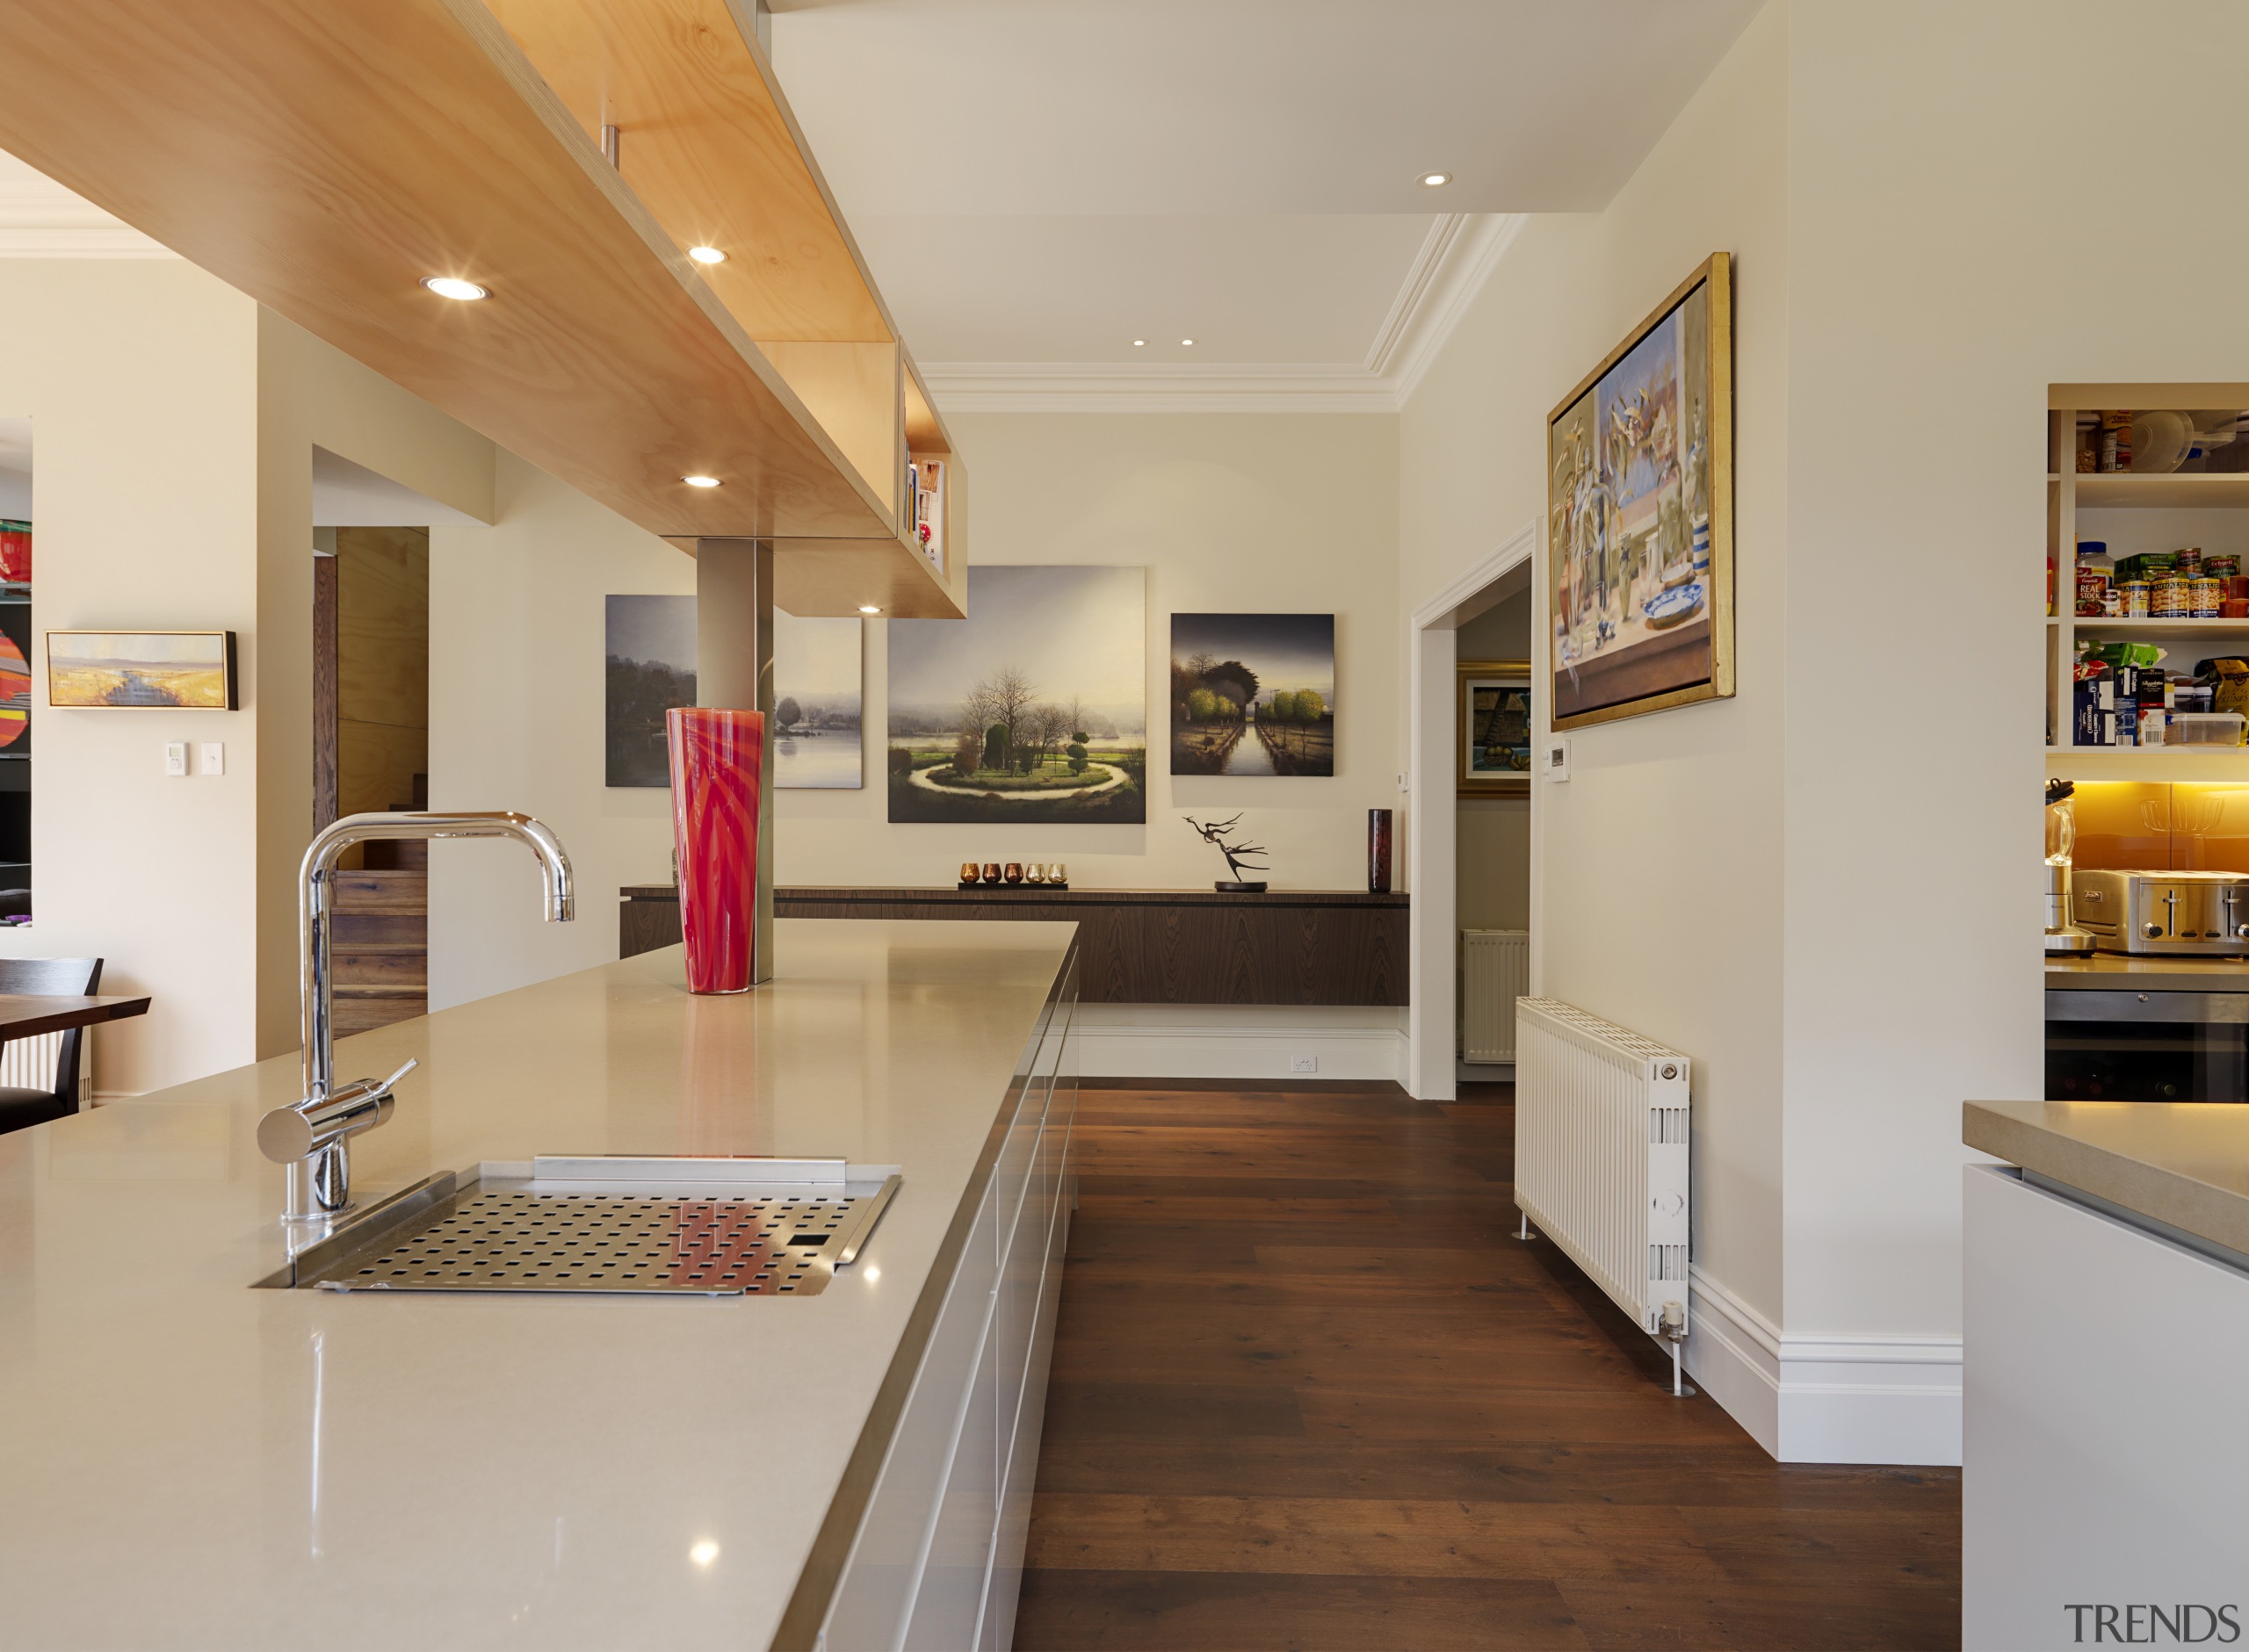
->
261;812;575;1223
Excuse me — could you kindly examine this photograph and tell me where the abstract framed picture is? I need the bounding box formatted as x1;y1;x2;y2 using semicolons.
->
1170;612;1334;776
887;565;1146;824
1458;660;1531;796
47;630;237;710
1546;251;1732;730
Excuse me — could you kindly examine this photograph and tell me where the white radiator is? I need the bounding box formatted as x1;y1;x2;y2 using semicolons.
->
0;1029;82;1102
1515;998;1690;1344
1460;929;1530;1062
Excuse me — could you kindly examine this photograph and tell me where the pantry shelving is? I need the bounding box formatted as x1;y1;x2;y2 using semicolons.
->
2048;386;2249;771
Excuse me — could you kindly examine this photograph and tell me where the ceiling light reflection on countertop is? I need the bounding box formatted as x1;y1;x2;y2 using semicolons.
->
682;474;721;488
687;246;727;265
420;276;489;301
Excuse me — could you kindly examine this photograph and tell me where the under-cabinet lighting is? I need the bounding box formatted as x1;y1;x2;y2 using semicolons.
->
682;474;721;488
1420;171;1452;188
687;246;727;265
858;604;881;615
420;276;489;301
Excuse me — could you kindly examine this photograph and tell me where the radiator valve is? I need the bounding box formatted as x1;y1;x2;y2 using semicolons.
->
1658;1300;1687;1341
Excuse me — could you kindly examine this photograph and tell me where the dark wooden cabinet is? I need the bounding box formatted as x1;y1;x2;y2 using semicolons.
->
619;885;1408;1006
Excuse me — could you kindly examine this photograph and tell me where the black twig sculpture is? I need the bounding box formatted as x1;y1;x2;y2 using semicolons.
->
1184;813;1269;892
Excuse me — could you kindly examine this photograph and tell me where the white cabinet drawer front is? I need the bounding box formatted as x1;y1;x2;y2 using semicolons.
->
821;1185;998;1652
902;1316;1001;1652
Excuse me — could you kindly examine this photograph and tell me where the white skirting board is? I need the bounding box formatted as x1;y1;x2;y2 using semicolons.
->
1072;1005;1407;1082
1683;1264;1962;1466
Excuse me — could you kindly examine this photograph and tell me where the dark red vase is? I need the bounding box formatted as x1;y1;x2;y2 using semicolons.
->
1368;808;1393;894
667;706;765;993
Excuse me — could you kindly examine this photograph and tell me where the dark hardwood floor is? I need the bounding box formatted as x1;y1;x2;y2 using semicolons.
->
1013;1081;1961;1651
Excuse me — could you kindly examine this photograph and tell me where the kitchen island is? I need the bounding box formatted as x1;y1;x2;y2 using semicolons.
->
1961;1100;2249;1650
0;919;1078;1651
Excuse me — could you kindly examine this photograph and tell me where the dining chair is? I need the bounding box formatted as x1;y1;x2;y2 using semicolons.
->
0;957;105;1136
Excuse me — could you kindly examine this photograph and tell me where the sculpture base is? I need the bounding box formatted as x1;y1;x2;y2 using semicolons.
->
1213;881;1269;893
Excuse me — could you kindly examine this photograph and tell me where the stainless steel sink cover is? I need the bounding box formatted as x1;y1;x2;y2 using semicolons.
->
257;1157;900;1296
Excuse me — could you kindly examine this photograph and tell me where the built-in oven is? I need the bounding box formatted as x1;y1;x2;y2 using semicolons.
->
2045;987;2249;1102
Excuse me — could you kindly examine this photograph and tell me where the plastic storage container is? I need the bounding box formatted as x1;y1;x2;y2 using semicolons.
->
2167;712;2246;747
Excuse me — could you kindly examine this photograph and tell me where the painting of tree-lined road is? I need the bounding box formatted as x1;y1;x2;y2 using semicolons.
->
887;565;1146;823
1170;612;1335;777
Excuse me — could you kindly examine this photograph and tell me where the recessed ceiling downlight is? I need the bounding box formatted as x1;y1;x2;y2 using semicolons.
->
857;604;881;615
682;474;721;488
420;276;489;301
687;246;727;265
1181;338;1195;347
1132;339;1146;348
1419;171;1452;188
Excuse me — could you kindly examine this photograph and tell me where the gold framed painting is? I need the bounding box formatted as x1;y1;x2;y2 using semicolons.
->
1546;251;1733;731
1458;659;1531;797
47;630;238;710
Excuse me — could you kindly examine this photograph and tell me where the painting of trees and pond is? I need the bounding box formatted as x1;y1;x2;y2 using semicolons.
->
604;596;864;789
1169;613;1334;777
886;565;1146;823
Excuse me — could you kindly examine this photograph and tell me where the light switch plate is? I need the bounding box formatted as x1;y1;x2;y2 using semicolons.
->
199;741;225;776
163;741;188;777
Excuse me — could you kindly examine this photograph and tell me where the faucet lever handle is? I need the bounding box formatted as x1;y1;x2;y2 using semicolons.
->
379;1057;420;1095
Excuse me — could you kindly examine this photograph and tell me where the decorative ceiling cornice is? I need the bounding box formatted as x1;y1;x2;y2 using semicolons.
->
0;173;172;257
922;212;1526;415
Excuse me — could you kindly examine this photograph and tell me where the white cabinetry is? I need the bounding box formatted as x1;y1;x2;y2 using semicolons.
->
822;968;1078;1652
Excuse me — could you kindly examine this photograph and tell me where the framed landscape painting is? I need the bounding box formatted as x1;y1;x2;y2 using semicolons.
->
1170;612;1334;776
47;630;236;709
1458;660;1531;796
1546;251;1732;730
887;565;1146;824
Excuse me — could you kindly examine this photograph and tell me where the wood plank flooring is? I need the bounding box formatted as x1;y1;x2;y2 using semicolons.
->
1012;1081;1961;1651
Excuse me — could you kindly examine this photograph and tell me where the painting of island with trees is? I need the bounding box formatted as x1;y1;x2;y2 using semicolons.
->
887;565;1146;823
1170;612;1334;776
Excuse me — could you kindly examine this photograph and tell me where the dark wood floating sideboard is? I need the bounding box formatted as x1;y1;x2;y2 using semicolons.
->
619;884;1409;1006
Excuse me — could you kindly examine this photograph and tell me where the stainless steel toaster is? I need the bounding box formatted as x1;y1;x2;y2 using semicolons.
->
2071;869;2249;956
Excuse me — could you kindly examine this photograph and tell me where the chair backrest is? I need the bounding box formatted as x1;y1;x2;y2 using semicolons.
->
0;958;105;1105
0;957;100;998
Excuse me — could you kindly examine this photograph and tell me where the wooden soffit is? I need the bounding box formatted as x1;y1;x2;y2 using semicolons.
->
0;0;964;616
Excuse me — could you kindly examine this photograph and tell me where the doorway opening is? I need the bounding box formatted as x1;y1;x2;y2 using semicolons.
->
1405;523;1537;1098
312;456;432;1035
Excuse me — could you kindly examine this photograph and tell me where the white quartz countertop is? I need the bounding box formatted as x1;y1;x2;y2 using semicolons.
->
1964;1099;2249;1259
0;919;1074;1651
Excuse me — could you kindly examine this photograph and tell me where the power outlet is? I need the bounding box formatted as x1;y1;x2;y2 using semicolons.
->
199;741;225;776
163;741;188;777
1290;1055;1319;1074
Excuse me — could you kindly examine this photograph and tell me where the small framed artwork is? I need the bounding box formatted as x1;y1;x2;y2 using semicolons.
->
1458;659;1532;796
1547;251;1733;730
47;630;238;710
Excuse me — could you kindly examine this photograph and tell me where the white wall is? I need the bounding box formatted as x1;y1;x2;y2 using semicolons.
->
1400;0;1792;1426
0;261;264;1092
780;412;1402;892
1773;0;2249;1450
427;451;686;1012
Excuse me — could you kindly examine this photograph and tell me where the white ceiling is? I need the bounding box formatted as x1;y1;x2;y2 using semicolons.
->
770;0;1761;402
0;4;1762;413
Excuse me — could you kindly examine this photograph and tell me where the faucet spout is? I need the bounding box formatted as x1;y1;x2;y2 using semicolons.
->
281;810;575;1223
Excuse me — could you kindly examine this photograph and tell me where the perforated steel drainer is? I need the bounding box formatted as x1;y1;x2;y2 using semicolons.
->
258;1158;900;1297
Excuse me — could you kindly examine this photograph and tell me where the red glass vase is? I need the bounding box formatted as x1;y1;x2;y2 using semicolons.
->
667;706;765;993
